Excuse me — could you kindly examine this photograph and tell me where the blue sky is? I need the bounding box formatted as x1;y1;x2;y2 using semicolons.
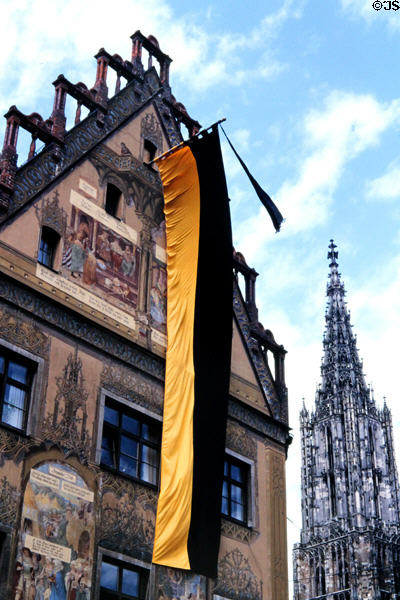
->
2;0;400;593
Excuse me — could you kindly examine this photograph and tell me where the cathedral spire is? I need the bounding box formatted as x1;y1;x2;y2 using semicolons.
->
294;241;400;600
318;240;368;413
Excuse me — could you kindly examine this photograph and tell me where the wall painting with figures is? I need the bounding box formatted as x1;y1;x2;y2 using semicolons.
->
35;189;168;344
14;462;94;600
64;191;141;312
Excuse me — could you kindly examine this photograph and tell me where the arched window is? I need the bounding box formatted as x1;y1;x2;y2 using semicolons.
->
337;544;350;590
369;425;381;518
38;226;60;269
315;564;326;596
327;427;337;517
105;183;123;218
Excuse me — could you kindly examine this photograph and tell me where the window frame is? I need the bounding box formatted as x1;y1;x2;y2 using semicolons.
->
0;342;43;436
38;226;60;270
96;548;149;600
96;390;162;489
223;449;255;528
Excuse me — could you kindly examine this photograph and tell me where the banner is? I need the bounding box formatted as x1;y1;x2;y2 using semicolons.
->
153;128;233;578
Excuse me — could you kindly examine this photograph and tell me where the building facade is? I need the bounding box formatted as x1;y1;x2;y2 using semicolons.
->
0;32;291;600
293;241;400;600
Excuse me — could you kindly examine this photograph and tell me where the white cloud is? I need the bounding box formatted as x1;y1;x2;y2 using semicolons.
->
366;159;400;200
0;0;174;112
341;0;400;29
0;0;301;127
234;91;400;263
341;0;376;19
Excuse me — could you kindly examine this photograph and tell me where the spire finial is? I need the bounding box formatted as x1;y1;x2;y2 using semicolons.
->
327;238;338;267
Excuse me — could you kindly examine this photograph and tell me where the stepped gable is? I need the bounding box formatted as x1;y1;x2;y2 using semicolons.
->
0;31;200;222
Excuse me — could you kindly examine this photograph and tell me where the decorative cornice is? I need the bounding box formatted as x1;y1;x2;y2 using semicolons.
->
228;397;290;447
0;274;164;381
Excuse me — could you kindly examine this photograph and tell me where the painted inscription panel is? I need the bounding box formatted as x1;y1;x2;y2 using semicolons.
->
14;462;94;600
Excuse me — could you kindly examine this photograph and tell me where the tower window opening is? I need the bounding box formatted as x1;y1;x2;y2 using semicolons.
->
327;427;337;517
369;425;381;518
393;546;400;594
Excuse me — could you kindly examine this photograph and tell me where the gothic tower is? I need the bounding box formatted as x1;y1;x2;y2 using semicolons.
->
293;240;400;600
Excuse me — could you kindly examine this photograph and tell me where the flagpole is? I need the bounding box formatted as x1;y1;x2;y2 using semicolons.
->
149;117;226;165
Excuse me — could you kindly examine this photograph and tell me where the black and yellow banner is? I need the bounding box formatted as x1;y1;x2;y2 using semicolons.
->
152;128;233;578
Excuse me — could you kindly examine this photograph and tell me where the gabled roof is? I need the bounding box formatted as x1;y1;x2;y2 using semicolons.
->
0;32;200;227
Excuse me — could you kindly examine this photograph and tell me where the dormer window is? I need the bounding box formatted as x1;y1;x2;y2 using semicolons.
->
38;226;60;269
143;139;157;164
105;183;123;218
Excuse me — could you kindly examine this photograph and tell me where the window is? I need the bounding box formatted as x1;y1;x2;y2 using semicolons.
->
315;554;326;596
105;184;123;218
143;139;157;164
100;557;148;600
38;226;60;269
222;455;249;523
101;398;161;486
0;350;34;431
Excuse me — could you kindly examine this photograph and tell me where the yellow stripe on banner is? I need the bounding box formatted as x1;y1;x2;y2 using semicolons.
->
152;146;200;570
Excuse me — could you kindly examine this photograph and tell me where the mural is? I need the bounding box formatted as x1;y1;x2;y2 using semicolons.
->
14;462;94;600
61;205;141;312
154;566;206;600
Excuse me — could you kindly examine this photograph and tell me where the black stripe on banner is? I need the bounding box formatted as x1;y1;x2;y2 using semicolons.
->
187;128;233;578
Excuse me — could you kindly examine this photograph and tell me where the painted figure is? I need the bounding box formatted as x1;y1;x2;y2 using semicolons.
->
70;232;87;278
46;559;66;600
95;230;111;265
121;245;136;278
15;548;35;600
82;251;97;285
34;558;49;600
110;238;124;272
